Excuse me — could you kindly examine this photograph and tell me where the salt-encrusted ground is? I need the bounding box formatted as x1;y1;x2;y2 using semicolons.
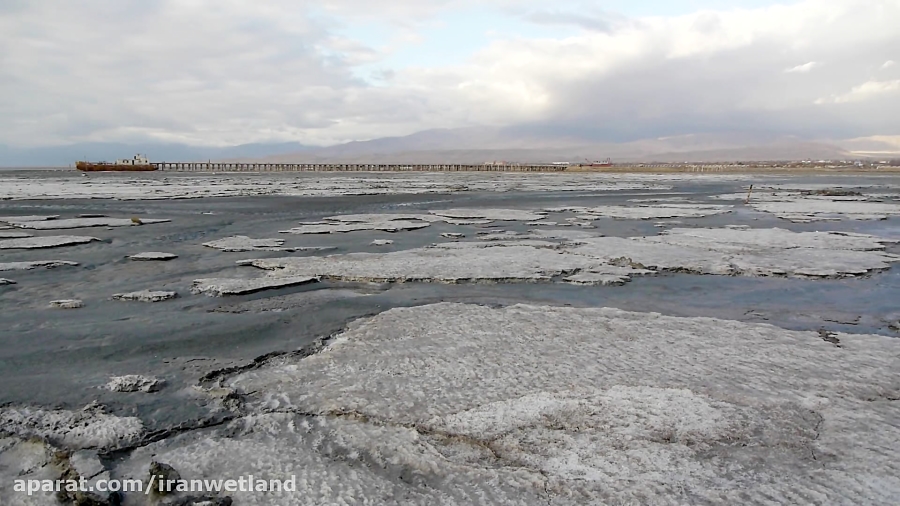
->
0;260;78;271
112;302;899;505
5;217;170;229
0;171;763;200
714;184;900;222
546;204;733;220
1;171;899;506
127;251;177;261
240;227;899;283
203;235;333;252
0;235;99;249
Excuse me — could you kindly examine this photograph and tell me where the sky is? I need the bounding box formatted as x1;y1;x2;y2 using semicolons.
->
0;0;898;148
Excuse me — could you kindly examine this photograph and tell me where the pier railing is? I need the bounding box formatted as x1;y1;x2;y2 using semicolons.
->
152;162;568;172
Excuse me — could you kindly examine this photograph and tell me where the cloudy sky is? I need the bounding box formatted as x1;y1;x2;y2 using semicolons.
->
1;0;898;148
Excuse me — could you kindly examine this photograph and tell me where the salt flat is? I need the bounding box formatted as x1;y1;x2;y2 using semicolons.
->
1;171;899;506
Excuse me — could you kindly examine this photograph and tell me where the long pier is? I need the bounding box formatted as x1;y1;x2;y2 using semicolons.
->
153;162;567;172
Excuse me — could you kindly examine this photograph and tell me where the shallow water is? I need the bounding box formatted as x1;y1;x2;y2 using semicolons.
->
1;171;899;436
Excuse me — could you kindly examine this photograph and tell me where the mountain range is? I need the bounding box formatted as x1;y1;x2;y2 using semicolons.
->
2;128;899;167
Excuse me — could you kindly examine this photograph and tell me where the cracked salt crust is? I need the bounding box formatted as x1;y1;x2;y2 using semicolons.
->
0;230;32;238
202;235;330;252
571;204;733;220
0;260;79;271
0;172;705;200
209;303;900;504
243;244;606;283
112;290;178;302
715;185;900;222
281;221;430;234
429;208;547;221
0;215;59;222
128;251;178;261
0;235;100;249
8;217;170;229
0;404;144;450
569;227;900;278
751;200;900;222
191;276;319;296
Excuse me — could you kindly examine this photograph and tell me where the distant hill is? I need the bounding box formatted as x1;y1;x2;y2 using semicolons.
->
245;130;856;164
0;128;864;167
0;142;308;167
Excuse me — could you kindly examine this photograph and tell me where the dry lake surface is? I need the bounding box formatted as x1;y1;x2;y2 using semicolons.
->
1;170;899;505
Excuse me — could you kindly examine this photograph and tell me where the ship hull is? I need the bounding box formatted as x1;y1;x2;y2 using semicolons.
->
76;161;157;172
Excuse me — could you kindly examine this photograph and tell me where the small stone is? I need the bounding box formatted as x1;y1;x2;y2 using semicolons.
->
148;461;181;497
371;239;394;246
441;233;465;239
50;299;83;309
0;278;15;285
106;375;164;393
112;290;178;302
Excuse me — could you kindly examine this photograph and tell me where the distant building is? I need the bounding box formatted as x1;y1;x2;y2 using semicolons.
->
116;154;150;166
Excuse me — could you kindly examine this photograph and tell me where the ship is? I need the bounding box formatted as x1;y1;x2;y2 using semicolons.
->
76;154;157;172
582;158;613;168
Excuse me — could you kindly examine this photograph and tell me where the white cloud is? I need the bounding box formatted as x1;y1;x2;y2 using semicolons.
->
816;79;900;104
882;60;896;69
784;62;818;73
1;0;899;147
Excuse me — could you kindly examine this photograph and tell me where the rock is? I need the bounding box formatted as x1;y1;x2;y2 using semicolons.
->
440;233;465;239
112;290;178;302
128;252;178;261
0;260;78;271
106;375;164;393
50;299;84;309
191;276;319;297
0;235;100;249
148;461;181;497
371;239;394;246
0;278;15;285
70;450;105;480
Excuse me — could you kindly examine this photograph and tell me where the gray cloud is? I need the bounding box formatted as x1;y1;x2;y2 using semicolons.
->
0;0;898;150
